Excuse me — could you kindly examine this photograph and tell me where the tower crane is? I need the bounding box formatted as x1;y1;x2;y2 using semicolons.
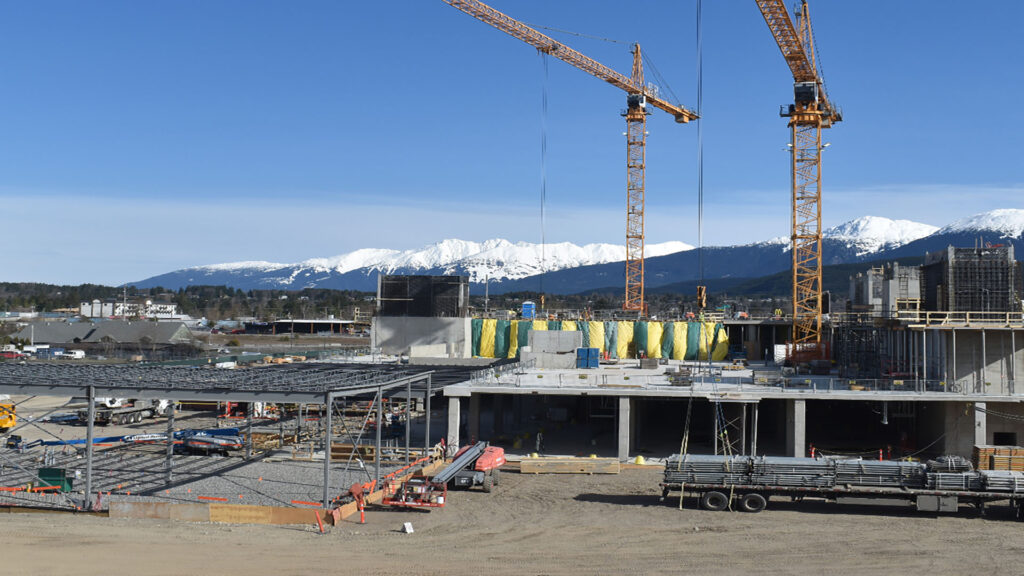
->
442;0;698;314
755;0;841;357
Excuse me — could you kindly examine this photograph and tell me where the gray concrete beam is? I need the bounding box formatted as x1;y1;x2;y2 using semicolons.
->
618;397;631;461
785;399;806;457
447;396;460;454
468;393;481;443
975;401;987;447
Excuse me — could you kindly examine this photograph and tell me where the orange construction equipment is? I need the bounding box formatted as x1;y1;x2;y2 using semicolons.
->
755;0;841;359
442;0;698;314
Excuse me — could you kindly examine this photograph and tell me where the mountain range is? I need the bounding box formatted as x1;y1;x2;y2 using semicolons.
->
133;209;1024;295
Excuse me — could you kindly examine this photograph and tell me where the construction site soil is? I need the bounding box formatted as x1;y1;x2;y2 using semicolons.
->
3;466;1023;576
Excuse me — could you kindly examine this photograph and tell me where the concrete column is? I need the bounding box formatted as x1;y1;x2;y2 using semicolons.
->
447;396;461;452
785;399;806;457
468;393;481;443
975;402;987;447
617;396;631;461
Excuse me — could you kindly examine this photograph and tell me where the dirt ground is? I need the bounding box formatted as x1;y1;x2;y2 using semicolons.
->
2;467;1023;576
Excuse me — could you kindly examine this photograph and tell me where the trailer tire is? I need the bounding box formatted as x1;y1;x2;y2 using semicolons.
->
740;493;767;513
482;471;494;493
701;491;729;512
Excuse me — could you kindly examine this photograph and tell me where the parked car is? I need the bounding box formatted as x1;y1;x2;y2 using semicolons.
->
0;351;26;360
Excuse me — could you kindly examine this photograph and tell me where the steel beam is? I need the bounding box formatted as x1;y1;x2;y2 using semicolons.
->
85;385;95;510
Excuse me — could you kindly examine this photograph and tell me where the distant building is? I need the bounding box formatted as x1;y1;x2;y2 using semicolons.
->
80;298;180;319
12;320;197;360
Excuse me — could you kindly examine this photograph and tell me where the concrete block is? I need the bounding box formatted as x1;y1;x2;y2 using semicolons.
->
528;331;582;354
169;503;210;523
409;344;447;358
108;501;171;520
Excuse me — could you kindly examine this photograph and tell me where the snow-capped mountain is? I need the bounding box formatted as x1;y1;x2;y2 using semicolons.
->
824;216;939;256
937;208;1024;237
133;210;1020;294
135;239;694;291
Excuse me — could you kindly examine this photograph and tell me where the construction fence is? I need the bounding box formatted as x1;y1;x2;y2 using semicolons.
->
470;319;729;361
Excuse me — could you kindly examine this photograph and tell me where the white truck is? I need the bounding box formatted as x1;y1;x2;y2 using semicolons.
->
77;398;172;426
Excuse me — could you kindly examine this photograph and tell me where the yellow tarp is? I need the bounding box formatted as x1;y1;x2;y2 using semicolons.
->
697;322;712;360
588;321;605;354
508;321;519;358
712;324;729;361
532;320;548;332
672;322;688;360
647;322;663;359
480;318;496;358
561;320;577;332
616;321;634;359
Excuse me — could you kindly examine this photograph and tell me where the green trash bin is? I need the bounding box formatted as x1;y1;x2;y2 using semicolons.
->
37;467;73;492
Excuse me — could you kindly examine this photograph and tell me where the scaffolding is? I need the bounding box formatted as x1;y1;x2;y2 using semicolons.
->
923;246;1021;313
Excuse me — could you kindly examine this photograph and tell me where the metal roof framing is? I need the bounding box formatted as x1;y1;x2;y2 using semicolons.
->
0;364;437;403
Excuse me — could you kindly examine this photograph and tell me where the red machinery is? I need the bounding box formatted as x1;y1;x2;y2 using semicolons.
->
383;441;505;508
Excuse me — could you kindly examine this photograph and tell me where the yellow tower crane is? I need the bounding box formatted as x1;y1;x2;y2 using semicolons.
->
756;0;841;359
442;0;698;315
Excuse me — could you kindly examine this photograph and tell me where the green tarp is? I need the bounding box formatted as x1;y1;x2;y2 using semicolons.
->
661;322;674;359
635;321;648;358
685;321;700;361
471;318;482;357
494;320;510;359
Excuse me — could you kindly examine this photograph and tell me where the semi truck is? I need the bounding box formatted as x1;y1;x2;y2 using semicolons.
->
660;454;1024;519
77;398;172;426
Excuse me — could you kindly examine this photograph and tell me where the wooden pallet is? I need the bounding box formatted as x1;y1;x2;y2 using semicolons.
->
519;458;620;475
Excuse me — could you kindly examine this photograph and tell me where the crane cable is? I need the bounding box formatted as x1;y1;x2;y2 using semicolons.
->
539;53;549;306
679;0;706;477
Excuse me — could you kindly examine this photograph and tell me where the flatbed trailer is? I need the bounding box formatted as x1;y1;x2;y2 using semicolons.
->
660;481;1024;518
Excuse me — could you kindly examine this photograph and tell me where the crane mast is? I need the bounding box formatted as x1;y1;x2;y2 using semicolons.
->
756;0;841;357
442;0;697;314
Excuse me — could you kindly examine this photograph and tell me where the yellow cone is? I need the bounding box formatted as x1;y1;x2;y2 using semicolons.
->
634;455;646;465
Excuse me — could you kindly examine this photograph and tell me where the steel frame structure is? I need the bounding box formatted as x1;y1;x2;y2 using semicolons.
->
0;363;474;510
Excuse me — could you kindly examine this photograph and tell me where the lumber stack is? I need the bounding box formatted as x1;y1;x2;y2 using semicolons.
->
330;443;376;462
973;445;1024;471
519;457;620;474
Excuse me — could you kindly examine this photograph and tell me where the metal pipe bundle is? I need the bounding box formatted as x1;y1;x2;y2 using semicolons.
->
981;470;1024;493
926;472;983;491
835;459;927;488
751;456;834;488
664;454;749;485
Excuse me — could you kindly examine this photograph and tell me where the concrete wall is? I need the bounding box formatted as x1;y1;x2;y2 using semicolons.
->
943;401;978;456
984;401;1024;447
940;329;1023;394
372;317;472;357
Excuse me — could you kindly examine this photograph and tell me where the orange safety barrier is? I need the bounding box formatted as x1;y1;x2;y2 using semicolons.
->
291;500;322;507
197;496;229;502
0;487;23;492
30;486;61;492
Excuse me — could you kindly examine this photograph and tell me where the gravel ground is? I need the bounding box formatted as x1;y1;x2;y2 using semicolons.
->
3;467;1024;576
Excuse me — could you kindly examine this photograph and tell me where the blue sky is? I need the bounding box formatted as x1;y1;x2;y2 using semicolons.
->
1;1;1021;284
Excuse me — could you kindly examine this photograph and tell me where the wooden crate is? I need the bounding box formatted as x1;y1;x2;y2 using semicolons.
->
519;457;620;475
